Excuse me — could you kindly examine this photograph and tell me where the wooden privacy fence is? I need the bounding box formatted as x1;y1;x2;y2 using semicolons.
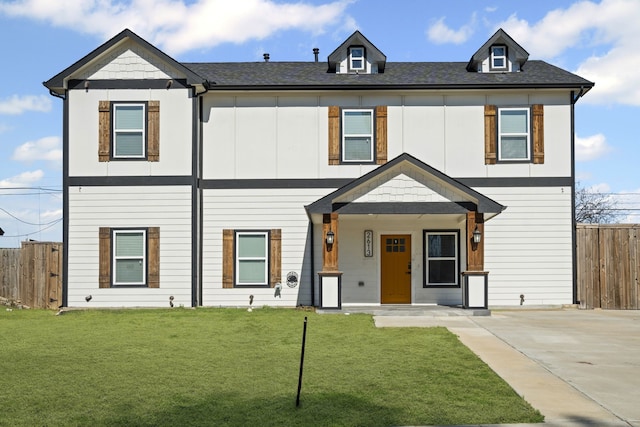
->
576;224;640;309
0;241;63;309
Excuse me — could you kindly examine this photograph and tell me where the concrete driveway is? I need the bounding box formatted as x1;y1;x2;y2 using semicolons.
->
374;308;640;426
473;309;640;426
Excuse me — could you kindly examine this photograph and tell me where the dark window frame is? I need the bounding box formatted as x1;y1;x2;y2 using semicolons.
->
422;229;460;288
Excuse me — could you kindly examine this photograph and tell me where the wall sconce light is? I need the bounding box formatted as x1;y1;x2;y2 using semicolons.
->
326;229;335;245
472;226;482;244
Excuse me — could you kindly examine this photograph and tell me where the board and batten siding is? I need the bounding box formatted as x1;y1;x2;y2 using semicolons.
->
67;88;193;177
201;92;571;181
201;188;332;307
67;186;192;308
481;186;573;306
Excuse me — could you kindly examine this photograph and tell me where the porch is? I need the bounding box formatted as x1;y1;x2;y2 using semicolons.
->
316;304;491;317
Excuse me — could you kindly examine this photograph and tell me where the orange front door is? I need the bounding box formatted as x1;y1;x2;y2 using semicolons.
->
380;235;411;304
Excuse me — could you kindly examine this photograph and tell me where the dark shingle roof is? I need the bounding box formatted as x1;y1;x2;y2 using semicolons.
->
184;60;593;90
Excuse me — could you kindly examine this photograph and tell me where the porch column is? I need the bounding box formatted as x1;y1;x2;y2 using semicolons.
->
466;211;484;271
322;213;339;271
463;211;489;309
319;213;342;309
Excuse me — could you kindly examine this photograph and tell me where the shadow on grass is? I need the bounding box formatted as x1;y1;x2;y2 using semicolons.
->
79;391;408;427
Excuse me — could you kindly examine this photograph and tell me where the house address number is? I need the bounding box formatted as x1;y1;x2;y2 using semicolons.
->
364;230;373;257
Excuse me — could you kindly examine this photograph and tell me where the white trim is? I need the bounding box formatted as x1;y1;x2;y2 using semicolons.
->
113;103;146;158
112;229;147;286
498;107;530;161
342;108;374;162
235;231;269;286
349;47;365;71
490;45;507;70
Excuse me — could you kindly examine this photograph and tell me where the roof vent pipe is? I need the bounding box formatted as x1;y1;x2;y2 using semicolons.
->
313;48;319;62
263;53;270;62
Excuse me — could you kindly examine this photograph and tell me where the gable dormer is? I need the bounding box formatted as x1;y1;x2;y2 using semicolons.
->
327;30;386;74
466;28;529;73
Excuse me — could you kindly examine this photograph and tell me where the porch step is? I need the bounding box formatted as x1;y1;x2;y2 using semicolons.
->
316;305;490;316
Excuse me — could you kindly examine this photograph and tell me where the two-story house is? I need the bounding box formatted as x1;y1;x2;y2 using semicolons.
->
45;28;593;309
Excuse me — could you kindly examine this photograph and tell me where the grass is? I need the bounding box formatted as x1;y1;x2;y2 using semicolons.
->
0;308;543;426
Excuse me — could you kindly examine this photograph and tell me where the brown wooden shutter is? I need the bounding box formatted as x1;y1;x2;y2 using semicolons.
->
99;227;111;288
484;105;497;165
147;227;160;288
147;101;160;162
270;229;282;288
222;229;234;288
98;101;111;162
328;106;340;165
532;104;544;164
375;106;387;165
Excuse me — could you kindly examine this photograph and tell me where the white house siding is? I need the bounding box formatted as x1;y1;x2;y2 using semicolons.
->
68;88;193;177
481;186;573;306
201;188;332;307
67;186;192;308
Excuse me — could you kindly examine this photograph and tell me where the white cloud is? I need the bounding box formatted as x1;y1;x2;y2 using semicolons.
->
12;136;62;166
426;14;476;45
0;0;353;56
0;170;44;188
495;0;640;106
575;133;611;161
0;95;52;115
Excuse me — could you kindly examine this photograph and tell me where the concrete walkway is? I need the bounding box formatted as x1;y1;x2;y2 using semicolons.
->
371;308;638;427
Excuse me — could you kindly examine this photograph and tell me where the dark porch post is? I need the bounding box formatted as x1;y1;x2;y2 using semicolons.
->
462;211;489;309
319;213;342;309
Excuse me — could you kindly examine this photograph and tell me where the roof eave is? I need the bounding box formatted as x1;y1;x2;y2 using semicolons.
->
43;28;205;93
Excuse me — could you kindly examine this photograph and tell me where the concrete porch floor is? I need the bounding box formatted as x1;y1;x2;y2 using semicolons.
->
316;304;491;316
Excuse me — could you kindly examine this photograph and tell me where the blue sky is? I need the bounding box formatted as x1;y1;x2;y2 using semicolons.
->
1;0;639;247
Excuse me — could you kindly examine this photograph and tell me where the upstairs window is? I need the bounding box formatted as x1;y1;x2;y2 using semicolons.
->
342;109;374;162
99;100;159;162
498;108;530;161
490;45;507;70
113;104;145;158
349;47;365;71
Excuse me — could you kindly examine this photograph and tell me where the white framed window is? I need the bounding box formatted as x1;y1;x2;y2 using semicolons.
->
342;109;374;162
113;229;146;285
491;45;507;70
235;231;269;286
498;108;530;161
424;231;459;286
113;103;145;158
349;47;365;71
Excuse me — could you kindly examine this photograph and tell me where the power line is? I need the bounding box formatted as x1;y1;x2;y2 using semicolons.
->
0;207;62;226
0;218;62;238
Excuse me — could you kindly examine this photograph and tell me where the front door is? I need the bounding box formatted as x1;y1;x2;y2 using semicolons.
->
381;235;411;304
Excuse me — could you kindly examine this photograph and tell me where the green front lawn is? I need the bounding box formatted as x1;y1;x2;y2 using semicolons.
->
0;308;542;426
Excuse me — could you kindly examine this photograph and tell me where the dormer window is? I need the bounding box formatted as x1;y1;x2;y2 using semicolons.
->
349;47;365;71
490;45;507;70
